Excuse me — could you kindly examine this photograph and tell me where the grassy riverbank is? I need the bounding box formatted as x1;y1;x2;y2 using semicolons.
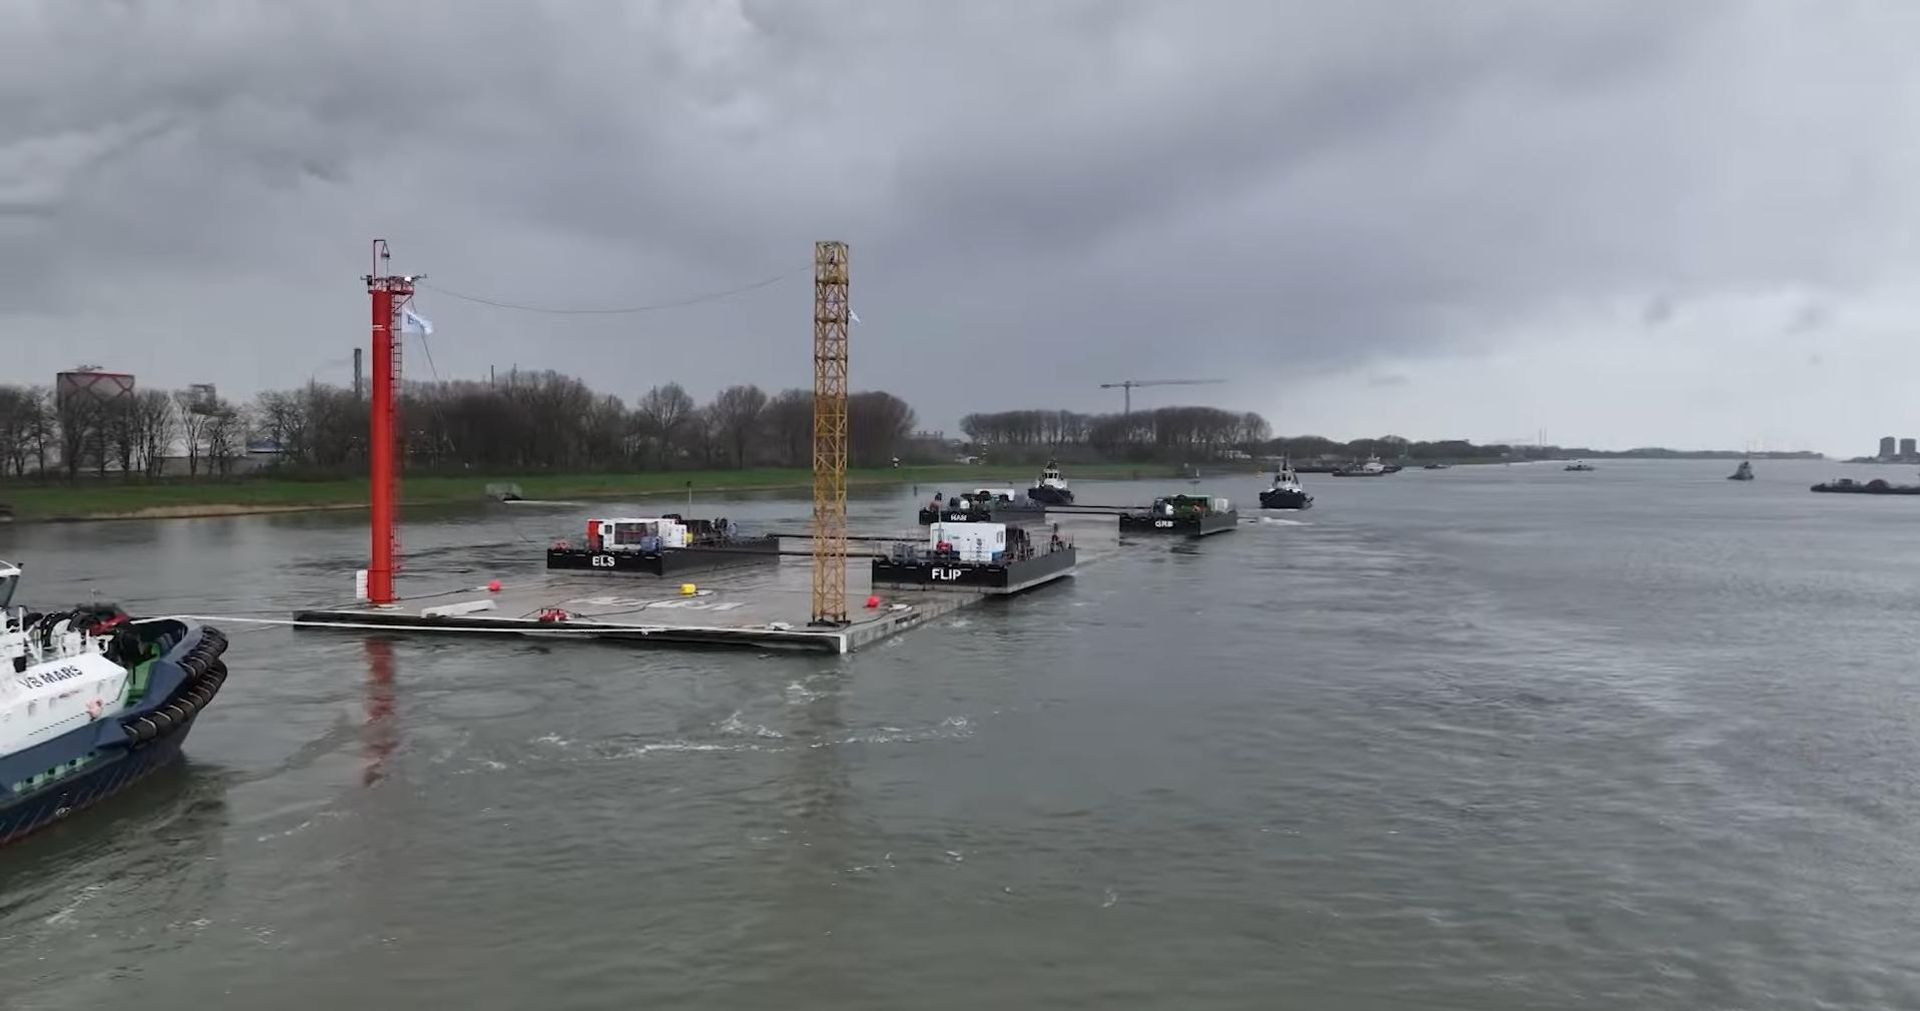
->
0;463;1173;522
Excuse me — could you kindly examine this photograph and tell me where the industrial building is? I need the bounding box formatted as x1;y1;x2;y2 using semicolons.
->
1871;435;1920;463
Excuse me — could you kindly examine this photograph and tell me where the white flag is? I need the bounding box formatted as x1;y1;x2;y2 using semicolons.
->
400;305;434;336
849;308;862;325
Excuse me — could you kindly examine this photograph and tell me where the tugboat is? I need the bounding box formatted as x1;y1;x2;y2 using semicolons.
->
1810;477;1920;495
1258;459;1313;510
1564;460;1596;472
547;516;781;575
917;488;1045;525
873;520;1076;595
1027;459;1075;505
1728;460;1754;481
1331;455;1390;477
1119;495;1239;536
1;561;230;845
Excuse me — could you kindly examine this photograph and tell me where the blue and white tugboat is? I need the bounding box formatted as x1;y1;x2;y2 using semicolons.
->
1258;458;1313;510
0;561;230;845
1026;459;1075;505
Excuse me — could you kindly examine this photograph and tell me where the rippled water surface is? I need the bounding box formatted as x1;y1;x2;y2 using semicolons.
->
5;460;1920;1009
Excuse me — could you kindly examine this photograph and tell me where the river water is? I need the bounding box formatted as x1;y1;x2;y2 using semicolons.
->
4;460;1920;1009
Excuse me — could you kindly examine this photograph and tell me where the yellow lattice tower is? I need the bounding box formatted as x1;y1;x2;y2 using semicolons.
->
810;241;850;626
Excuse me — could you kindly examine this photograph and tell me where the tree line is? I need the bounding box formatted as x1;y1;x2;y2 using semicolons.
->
0;374;921;480
0;385;248;479
958;407;1273;462
7;373;1733;484
951;410;1789;465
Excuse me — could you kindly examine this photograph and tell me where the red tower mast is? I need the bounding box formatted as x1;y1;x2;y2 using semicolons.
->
363;240;415;605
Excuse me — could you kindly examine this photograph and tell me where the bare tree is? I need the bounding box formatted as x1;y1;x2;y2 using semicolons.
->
25;387;53;476
764;388;813;467
683;405;720;468
105;398;142;477
204;400;246;476
847;391;917;468
251;390;307;466
55;394;103;479
1237;411;1271;450
635;382;695;468
0;386;49;477
175;391;212;476
135;389;177;477
708;384;768;468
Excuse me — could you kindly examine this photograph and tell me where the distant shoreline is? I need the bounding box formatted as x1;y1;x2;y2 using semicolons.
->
0;463;1170;524
0;455;1844;524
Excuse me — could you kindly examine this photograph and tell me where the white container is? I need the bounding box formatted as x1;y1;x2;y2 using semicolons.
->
594;517;690;550
929;521;1007;562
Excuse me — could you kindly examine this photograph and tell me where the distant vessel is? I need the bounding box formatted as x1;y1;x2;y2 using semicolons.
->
1728;460;1754;481
1027;459;1074;505
1258;460;1313;510
918;488;1045;525
2;561;231;845
1564;460;1596;472
1119;495;1238;536
1810;478;1920;496
873;520;1076;595
1422;462;1451;470
547;516;780;575
1332;455;1390;477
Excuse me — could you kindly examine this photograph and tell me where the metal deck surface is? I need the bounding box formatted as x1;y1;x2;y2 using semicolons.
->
290;517;1119;654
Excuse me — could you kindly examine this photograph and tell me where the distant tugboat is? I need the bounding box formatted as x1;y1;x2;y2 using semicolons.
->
1728;460;1754;481
1810;477;1920;496
1331;455;1390;477
1119;494;1238;536
1564;460;1596;472
2;561;231;845
1258;459;1313;510
918;488;1046;525
873;520;1076;595
547;516;780;575
1027;459;1074;505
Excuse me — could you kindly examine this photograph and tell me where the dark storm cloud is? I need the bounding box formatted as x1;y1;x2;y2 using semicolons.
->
2;0;1916;428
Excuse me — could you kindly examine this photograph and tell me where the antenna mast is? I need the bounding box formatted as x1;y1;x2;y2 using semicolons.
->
362;239;417;606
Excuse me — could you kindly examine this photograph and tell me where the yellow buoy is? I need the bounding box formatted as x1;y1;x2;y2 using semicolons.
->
680;583;697;596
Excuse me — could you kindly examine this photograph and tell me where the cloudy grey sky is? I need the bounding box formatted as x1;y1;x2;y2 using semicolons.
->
4;0;1918;454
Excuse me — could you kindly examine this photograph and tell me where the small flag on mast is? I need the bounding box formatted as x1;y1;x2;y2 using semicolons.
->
400;305;434;336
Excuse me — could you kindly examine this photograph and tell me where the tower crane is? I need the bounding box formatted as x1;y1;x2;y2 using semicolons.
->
1098;378;1226;415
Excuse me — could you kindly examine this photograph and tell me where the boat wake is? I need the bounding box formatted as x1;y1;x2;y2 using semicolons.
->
1259;517;1311;527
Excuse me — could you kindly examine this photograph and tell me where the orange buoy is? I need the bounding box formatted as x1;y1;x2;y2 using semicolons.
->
864;595;881;609
487;579;502;592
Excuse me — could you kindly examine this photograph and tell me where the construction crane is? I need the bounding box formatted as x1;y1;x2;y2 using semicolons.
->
1099;378;1226;415
810;241;850;627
